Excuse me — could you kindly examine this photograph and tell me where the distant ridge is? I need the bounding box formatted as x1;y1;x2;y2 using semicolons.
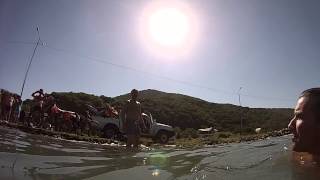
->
113;89;292;132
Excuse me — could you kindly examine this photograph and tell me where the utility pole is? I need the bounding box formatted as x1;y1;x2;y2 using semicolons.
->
19;27;43;114
238;87;242;140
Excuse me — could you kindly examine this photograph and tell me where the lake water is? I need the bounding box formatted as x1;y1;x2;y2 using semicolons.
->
0;126;319;180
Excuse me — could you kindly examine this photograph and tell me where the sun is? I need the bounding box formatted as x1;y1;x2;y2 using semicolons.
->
148;8;189;47
138;1;200;60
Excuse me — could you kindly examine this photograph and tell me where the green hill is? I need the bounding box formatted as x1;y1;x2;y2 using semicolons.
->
33;89;292;134
113;89;293;133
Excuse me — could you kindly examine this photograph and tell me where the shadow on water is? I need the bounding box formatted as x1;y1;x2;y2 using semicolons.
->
1;126;320;180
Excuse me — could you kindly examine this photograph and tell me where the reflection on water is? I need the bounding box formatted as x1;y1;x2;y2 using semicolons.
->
0;126;319;180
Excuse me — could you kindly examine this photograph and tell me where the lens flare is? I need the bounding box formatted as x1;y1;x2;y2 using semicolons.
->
152;169;160;176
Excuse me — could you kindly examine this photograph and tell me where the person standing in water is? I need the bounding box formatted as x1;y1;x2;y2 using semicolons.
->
288;88;320;165
121;89;145;150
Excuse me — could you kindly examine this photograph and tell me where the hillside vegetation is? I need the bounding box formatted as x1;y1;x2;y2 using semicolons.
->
34;89;292;134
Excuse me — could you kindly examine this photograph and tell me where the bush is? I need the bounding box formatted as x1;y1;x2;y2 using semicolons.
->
174;127;182;139
208;136;220;144
180;128;199;139
218;132;233;138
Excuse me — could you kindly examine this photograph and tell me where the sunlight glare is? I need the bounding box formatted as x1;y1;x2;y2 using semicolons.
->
138;1;200;60
148;8;189;47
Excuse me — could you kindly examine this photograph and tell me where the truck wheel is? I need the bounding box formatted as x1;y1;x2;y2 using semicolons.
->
157;132;169;144
104;128;116;139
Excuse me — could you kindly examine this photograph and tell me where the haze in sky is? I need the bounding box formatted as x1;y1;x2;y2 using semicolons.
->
1;0;320;108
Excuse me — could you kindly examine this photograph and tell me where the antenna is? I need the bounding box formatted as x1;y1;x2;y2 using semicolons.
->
238;87;243;140
36;26;45;46
19;27;44;114
13;26;44;176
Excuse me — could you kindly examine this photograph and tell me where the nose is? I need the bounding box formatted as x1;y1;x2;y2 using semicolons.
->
288;118;296;132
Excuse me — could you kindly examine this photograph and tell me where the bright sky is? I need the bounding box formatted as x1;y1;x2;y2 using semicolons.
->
1;0;320;108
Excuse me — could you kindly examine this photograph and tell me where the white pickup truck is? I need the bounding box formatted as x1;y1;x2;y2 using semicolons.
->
87;105;175;144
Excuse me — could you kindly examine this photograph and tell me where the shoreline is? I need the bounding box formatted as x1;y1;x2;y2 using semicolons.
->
0;121;114;145
0;120;291;148
176;128;291;148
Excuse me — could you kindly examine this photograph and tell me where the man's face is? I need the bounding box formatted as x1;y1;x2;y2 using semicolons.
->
131;91;138;100
288;97;320;154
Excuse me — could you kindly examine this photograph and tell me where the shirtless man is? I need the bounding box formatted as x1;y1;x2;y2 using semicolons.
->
32;89;44;101
31;89;45;126
288;88;320;165
121;89;145;149
31;89;45;113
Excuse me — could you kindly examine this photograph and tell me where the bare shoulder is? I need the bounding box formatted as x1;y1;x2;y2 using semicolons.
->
128;99;140;105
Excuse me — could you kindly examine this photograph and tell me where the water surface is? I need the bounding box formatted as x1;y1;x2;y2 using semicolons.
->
0;126;319;180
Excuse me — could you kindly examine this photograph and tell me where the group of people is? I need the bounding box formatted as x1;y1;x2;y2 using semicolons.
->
30;89;97;135
0;88;146;149
1;87;320;158
0;88;97;136
0;89;22;122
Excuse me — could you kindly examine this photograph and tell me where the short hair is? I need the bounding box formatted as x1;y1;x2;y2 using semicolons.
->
300;88;320;118
131;89;138;94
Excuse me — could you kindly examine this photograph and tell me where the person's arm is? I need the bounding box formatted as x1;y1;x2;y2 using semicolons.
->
31;90;41;98
31;91;38;97
17;97;22;104
139;104;142;122
120;104;126;121
121;102;128;131
40;92;45;99
139;103;146;129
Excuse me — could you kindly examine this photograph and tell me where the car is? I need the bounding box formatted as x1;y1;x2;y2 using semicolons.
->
86;105;175;144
